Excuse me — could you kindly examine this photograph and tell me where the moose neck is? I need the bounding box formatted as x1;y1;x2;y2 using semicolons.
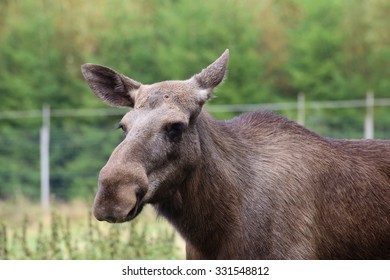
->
156;110;250;258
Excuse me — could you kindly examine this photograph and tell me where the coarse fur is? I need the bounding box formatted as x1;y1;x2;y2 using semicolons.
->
81;50;390;259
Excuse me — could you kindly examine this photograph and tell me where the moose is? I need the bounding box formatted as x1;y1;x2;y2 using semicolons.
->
81;50;390;259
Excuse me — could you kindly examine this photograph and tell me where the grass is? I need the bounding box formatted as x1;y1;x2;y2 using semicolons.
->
0;197;185;260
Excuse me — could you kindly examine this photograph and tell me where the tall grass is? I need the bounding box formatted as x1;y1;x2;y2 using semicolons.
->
0;199;183;259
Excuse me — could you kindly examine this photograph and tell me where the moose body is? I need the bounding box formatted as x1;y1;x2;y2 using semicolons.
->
82;50;390;259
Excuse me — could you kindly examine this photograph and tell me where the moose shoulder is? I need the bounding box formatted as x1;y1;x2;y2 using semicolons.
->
81;50;390;259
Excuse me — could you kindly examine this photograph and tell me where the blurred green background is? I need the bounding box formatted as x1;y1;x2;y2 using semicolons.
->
1;0;389;201
0;0;389;259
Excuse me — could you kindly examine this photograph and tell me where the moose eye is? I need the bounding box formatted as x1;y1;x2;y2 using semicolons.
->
166;122;185;142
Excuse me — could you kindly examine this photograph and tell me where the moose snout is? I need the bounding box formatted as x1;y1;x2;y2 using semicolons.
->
93;164;148;223
93;185;146;223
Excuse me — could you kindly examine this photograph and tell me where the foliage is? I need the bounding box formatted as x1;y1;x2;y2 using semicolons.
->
0;0;389;199
0;200;182;260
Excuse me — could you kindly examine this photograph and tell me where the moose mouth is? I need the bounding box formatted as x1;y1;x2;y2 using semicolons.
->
123;201;144;222
103;202;144;224
116;187;147;223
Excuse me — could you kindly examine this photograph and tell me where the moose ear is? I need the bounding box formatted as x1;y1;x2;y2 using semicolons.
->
81;64;141;107
193;49;229;104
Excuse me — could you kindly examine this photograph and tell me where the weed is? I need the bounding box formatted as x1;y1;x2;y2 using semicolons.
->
0;201;183;260
0;221;8;259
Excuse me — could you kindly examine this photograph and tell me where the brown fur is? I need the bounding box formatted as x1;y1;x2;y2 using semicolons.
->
81;50;390;259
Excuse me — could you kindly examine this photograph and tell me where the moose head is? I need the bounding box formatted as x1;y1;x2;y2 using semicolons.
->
81;50;229;223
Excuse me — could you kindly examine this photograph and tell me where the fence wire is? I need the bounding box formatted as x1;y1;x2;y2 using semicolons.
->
0;97;389;201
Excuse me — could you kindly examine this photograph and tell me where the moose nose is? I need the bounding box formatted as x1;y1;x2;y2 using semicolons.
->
93;160;149;223
93;180;148;223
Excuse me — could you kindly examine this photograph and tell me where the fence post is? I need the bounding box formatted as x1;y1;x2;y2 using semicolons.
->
40;104;50;210
364;91;374;139
297;92;305;126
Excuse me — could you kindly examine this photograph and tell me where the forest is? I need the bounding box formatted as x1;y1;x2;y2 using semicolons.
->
0;0;389;200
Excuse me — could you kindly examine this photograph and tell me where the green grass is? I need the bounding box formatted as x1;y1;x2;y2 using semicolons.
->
0;198;185;260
